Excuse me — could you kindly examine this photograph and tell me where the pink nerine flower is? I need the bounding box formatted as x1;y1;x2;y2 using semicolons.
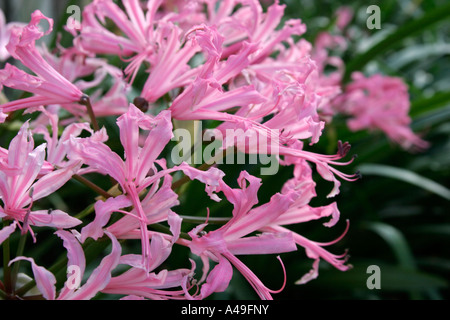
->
0;11;84;114
38;45;130;118
263;159;351;284
335;6;354;31
184;172;299;300
0;122;81;239
77;0;167;85
0;9;26;61
68;104;225;272
334;72;429;151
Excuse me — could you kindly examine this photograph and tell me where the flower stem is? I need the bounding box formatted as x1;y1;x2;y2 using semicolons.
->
11;231;28;294
2;220;12;294
72;174;113;199
149;223;190;241
179;215;230;225
79;95;100;132
74;203;95;220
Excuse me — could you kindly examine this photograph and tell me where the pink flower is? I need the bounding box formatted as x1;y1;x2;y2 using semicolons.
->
0;122;81;239
164;2;358;198
0;9;26;61
31;107;98;167
335;6;354;31
0;11;84;114
334;72;429;151
38;45;130;118
262;159;351;284
183;172;298;300
67;104;225;272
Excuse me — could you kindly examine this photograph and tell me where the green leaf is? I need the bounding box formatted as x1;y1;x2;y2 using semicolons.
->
358;164;450;200
410;91;450;118
363;222;416;270
344;2;450;82
311;262;447;291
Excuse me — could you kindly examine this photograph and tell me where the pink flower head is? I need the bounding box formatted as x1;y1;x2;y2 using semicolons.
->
38;45;130;118
0;121;81;239
263;159;351;284
77;0;165;84
31;107;101;167
184;171;298;300
335;6;354;31
68;104;225;273
0;9;26;61
335;72;429;151
0;11;84;114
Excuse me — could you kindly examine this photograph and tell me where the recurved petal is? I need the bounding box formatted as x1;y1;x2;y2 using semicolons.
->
192;255;232;300
25;160;81;206
81;195;132;243
65;231;121;300
0;220;17;245
227;232;297;255
9;256;56;300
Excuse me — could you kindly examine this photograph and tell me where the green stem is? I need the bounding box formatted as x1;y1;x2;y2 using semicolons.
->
79;95;100;132
72;174;112;199
0;288;8;300
2;220;12;294
74;203;96;220
149;223;190;240
179;215;231;225
11;231;27;294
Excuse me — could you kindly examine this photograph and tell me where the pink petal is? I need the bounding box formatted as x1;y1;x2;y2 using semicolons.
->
194;255;233;300
29;209;81;229
0;220;17;245
23;161;81;206
81;195;132;242
9;256;56;300
227;232;297;255
55;230;86;300
65;231;121;300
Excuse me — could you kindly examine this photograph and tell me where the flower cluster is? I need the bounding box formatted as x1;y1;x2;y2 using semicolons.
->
0;1;426;300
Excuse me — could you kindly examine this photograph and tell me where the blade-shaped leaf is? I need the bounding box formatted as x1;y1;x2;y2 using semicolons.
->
358;164;450;200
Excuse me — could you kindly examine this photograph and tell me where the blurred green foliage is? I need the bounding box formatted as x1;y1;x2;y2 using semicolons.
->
263;0;450;300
